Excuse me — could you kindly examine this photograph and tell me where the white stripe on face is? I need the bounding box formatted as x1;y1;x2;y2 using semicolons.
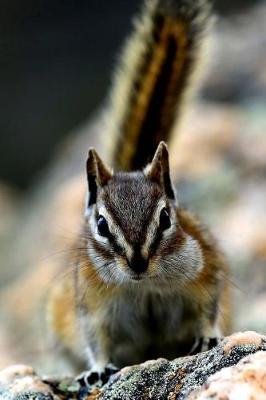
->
141;199;176;259
92;205;133;261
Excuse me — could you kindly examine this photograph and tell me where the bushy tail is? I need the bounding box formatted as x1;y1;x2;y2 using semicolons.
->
105;0;212;171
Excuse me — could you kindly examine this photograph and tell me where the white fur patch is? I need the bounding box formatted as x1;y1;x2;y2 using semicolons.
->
157;234;204;287
179;235;204;274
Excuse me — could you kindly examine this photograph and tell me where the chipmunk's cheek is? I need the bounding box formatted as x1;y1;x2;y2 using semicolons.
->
115;256;129;275
147;258;159;276
179;235;204;276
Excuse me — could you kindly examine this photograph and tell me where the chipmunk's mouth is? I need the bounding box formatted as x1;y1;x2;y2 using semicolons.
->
130;274;143;282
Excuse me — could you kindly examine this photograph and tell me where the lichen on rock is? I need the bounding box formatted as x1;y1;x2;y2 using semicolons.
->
0;332;265;400
189;351;266;400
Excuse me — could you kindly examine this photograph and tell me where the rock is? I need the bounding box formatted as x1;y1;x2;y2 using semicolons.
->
0;332;265;399
0;365;55;399
189;351;266;400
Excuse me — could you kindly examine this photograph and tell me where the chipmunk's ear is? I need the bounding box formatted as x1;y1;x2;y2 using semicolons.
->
86;148;113;207
144;142;175;200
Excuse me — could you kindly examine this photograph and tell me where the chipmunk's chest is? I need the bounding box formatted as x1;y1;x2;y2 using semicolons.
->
110;293;181;337
105;292;196;366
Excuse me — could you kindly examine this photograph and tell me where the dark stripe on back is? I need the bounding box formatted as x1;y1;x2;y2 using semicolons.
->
130;23;178;169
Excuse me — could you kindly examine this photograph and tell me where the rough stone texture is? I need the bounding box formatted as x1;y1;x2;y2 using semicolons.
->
189;351;266;400
0;332;265;400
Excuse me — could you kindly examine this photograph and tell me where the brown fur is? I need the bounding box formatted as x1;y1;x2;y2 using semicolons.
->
178;209;231;334
48;204;231;369
108;0;211;171
45;0;231;372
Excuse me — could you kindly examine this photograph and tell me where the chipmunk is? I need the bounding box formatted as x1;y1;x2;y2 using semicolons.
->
47;0;231;376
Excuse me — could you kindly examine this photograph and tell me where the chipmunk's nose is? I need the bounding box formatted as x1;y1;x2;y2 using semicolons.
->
128;253;148;274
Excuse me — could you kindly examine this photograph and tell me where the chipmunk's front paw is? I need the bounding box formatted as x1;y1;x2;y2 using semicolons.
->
76;364;119;387
190;336;222;355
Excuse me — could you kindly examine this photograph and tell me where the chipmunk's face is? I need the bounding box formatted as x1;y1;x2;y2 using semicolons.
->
85;142;203;290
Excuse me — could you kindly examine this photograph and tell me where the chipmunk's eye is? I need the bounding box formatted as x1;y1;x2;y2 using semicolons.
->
97;215;110;237
159;208;171;231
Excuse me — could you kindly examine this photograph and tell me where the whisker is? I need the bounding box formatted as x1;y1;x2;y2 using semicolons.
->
216;270;245;294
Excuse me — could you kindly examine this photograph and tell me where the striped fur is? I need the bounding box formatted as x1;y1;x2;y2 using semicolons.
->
47;0;231;372
106;0;212;171
48;144;231;371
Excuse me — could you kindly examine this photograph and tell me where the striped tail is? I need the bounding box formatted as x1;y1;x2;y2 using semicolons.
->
105;0;212;171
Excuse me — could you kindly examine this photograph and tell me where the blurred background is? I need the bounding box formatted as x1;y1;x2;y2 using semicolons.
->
0;0;265;373
0;0;262;189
